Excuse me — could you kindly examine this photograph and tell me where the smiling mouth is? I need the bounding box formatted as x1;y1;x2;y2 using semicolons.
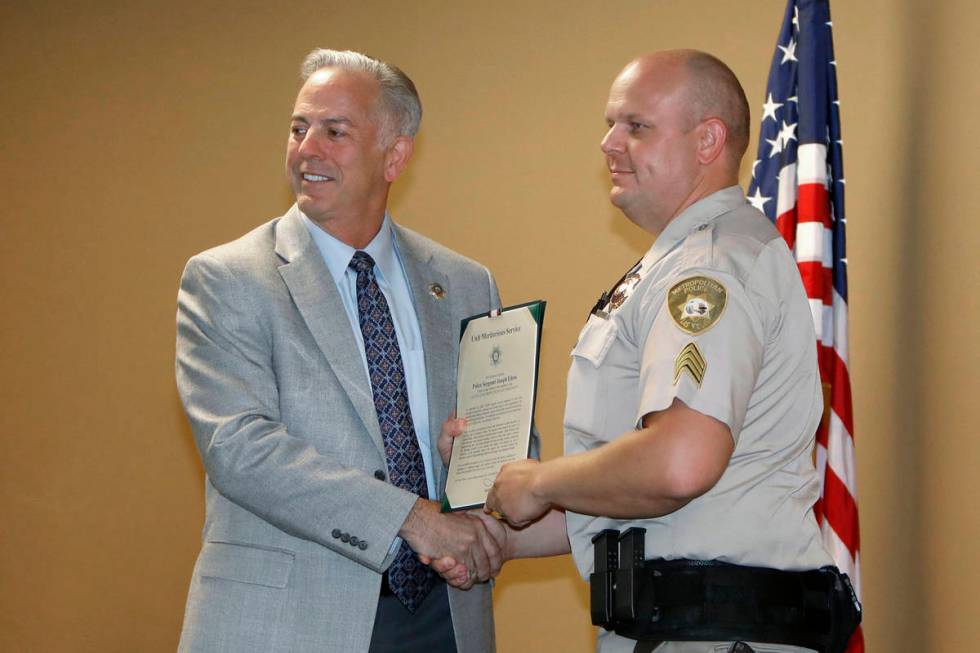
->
302;173;334;182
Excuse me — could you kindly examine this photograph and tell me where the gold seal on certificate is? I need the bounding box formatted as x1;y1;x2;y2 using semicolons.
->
441;300;545;511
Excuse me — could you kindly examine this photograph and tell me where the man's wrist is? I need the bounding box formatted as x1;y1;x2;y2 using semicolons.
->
501;522;517;561
529;460;554;507
398;497;434;542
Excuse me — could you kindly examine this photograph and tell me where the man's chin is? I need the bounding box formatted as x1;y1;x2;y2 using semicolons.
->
296;197;329;222
608;188;630;210
608;192;649;227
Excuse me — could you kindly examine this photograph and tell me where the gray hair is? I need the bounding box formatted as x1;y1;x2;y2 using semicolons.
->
300;48;422;141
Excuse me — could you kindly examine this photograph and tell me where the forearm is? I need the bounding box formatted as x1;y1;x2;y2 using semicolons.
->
530;401;732;519
503;509;570;560
531;435;687;519
197;416;417;566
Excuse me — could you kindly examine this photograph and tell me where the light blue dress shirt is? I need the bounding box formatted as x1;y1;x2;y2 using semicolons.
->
301;212;436;500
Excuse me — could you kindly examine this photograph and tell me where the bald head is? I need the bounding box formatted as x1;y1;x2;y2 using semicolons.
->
682;51;750;161
629;50;750;166
601;49;751;232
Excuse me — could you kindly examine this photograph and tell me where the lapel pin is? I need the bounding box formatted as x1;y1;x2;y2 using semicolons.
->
429;283;446;299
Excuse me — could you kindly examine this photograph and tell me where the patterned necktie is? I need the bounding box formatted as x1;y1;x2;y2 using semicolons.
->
349;250;433;612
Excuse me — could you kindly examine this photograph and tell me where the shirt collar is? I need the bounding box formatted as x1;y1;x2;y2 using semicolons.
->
301;211;400;285
660;185;747;242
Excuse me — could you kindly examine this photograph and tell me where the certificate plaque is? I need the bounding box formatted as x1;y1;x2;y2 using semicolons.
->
441;300;545;511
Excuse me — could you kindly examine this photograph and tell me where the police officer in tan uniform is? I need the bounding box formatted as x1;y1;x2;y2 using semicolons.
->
433;49;858;653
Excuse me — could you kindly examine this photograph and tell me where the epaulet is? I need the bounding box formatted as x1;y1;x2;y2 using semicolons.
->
678;222;714;270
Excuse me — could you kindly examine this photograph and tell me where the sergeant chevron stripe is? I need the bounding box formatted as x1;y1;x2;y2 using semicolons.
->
673;342;706;387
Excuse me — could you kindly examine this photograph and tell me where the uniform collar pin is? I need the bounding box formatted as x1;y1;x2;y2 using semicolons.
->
429;283;446;299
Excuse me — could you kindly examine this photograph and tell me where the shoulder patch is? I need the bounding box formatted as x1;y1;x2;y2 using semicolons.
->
667;275;727;335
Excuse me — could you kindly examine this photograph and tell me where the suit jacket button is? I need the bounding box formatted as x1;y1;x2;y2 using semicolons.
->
350;536;359;546
332;529;341;539
340;533;350;543
374;469;386;481
359;541;368;550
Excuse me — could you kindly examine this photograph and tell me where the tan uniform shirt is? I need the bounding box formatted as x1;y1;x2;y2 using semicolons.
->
564;187;833;653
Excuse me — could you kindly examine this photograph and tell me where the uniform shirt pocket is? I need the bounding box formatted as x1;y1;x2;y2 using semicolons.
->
571;316;619;367
565;317;621;439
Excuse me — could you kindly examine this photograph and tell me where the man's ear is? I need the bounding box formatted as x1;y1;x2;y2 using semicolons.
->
696;118;728;166
384;136;414;183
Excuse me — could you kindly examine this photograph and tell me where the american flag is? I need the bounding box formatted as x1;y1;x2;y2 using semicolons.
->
746;1;862;650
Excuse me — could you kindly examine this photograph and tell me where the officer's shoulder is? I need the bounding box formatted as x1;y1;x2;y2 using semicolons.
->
394;223;490;275
715;203;782;244
696;204;786;284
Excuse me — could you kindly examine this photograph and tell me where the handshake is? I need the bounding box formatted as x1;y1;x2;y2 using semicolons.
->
398;416;554;590
399;497;509;590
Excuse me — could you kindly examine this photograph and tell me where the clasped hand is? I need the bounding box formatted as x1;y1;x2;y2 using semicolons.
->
415;416;551;588
438;415;550;528
407;416;507;589
404;499;506;590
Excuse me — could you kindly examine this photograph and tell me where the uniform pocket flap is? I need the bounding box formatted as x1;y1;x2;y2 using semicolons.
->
571;317;619;367
199;541;295;588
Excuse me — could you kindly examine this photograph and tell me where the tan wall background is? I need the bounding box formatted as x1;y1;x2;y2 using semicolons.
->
1;1;977;651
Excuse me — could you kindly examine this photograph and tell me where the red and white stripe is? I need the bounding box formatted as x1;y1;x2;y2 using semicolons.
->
775;142;862;601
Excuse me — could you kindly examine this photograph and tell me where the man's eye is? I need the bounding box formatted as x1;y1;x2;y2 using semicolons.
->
291;126;307;137
628;122;645;133
328;128;345;138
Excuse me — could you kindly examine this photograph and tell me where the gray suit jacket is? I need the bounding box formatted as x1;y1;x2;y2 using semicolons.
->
176;207;500;653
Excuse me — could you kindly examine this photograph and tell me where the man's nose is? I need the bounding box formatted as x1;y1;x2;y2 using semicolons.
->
297;129;325;159
600;126;623;154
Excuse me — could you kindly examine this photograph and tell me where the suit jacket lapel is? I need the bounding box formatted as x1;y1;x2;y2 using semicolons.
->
394;225;455;494
274;207;385;455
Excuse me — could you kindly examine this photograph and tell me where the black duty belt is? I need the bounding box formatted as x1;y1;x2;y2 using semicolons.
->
590;528;861;653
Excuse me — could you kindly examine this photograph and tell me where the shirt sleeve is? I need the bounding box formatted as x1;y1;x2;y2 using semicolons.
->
635;268;765;442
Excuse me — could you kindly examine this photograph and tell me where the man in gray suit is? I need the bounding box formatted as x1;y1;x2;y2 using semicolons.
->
175;48;506;653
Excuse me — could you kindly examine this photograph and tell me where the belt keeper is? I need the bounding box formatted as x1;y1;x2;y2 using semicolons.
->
613;527;646;623
590;529;619;627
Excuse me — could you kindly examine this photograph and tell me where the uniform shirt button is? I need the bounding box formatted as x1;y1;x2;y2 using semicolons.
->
331;529;341;539
340;533;350;543
374;469;386;481
350;536;359;546
359;541;368;550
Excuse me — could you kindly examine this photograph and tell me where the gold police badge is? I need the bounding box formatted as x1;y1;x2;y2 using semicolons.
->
667;276;727;335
